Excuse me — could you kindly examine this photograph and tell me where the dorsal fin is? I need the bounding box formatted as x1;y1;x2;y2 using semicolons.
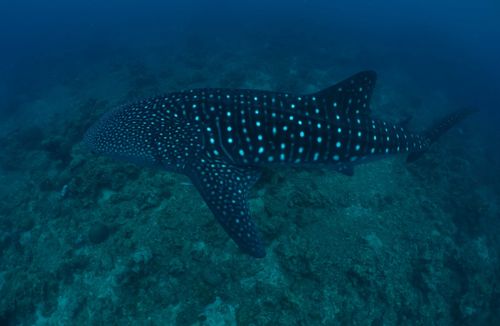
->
312;71;377;118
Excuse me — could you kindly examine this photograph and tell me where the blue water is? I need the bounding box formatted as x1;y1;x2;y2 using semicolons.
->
0;1;499;324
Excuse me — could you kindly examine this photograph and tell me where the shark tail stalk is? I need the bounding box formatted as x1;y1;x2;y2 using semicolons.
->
407;107;478;162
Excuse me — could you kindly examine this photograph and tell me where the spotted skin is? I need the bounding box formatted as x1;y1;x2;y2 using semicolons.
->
84;71;474;258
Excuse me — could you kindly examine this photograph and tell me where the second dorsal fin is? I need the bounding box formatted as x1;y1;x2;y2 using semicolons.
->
312;71;377;118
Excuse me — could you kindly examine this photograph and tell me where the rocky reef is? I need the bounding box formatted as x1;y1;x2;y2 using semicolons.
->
0;50;498;325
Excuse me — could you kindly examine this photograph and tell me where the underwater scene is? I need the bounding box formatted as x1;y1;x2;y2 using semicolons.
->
0;0;499;325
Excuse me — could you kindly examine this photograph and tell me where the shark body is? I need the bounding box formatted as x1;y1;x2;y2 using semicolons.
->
84;71;473;257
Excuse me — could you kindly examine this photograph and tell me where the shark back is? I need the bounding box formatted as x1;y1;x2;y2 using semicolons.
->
189;71;427;169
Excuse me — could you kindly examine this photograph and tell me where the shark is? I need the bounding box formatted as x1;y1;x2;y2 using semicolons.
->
84;71;474;258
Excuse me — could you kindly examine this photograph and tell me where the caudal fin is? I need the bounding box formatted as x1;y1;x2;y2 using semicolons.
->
407;107;477;162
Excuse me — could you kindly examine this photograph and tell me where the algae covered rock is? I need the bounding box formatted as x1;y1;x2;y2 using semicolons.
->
88;222;112;244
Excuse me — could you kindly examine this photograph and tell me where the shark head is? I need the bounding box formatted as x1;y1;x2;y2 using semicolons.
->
84;105;163;167
84;99;202;172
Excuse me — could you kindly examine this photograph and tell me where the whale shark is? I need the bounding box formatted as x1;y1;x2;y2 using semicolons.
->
84;71;474;257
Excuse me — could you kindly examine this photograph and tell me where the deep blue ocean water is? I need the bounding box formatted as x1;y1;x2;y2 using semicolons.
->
0;1;499;325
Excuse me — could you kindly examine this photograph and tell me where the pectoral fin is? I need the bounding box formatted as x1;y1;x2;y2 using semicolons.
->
187;156;265;258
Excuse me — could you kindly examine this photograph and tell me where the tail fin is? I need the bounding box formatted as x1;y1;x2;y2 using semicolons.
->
407;108;477;162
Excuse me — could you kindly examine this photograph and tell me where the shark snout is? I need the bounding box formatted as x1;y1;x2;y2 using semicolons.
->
83;124;99;153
